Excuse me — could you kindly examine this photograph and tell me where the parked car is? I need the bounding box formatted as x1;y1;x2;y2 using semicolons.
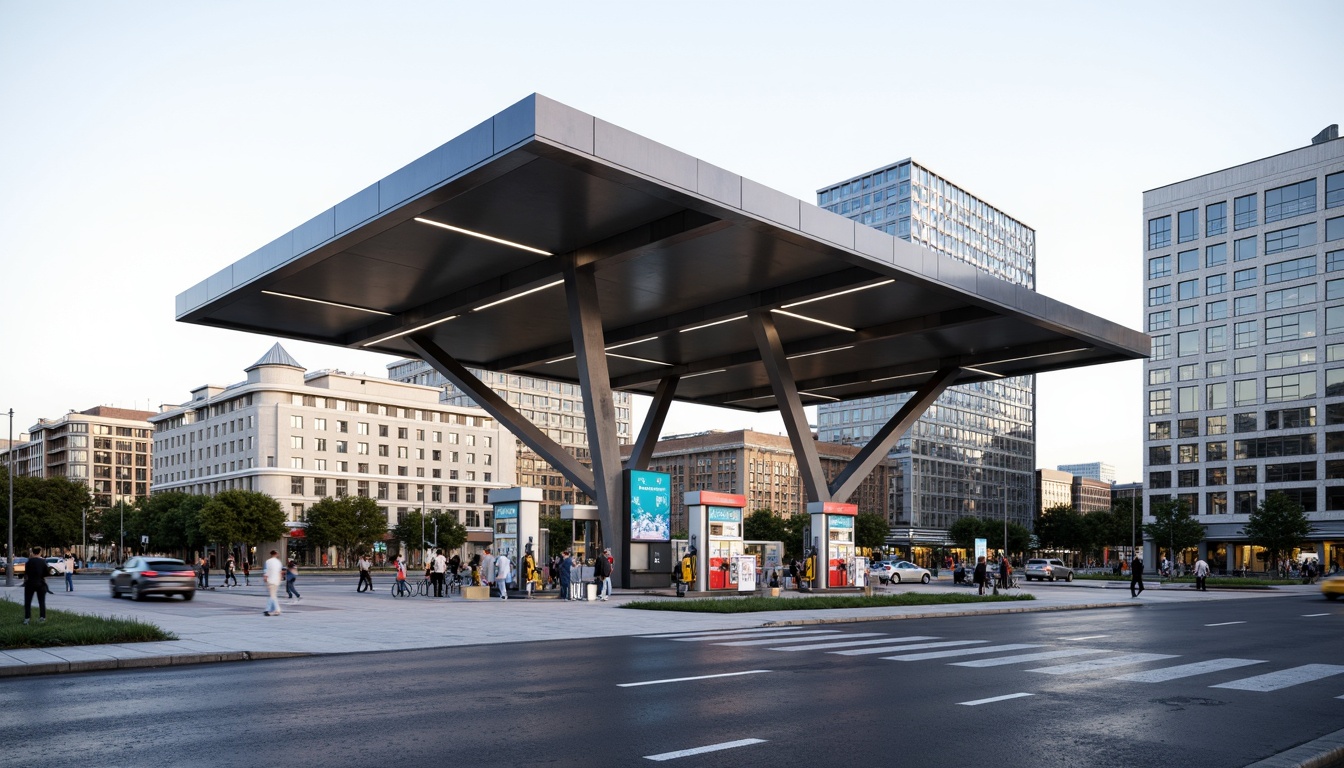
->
869;561;895;582
44;556;76;575
5;557;28;576
1025;558;1074;582
873;560;931;584
109;557;196;601
1322;573;1344;600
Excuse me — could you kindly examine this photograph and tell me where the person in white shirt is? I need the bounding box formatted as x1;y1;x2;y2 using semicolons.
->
431;549;449;597
1193;558;1210;592
263;550;284;616
493;551;512;600
357;554;373;593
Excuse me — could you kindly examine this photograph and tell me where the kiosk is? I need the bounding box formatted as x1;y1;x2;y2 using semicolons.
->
560;504;599;598
489;487;543;595
808;501;857;589
686;491;747;592
625;470;674;588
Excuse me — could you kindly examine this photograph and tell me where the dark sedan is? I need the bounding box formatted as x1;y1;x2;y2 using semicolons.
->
110;557;197;601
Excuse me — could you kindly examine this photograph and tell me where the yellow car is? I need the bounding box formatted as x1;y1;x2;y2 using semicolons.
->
1323;574;1344;600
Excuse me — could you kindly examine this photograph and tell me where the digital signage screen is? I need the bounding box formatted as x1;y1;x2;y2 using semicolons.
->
627;470;671;542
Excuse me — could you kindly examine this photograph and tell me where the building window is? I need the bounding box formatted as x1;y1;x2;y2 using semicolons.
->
1265;222;1316;255
1176;331;1198;357
1149;389;1171;416
1265;372;1316;403
1178;418;1199;438
1206;381;1228;409
1205;325;1227;354
291;476;304;495
1207;440;1227;460
1233;237;1256;262
1148;216;1172;250
1329;216;1344;243
1265;283;1316;310
290;436;303;449
1178;386;1199;412
290;457;303;469
1264;179;1316;223
1148;255;1171;279
1178;209;1198;243
1234;379;1257;407
1207;360;1227;377
1207;201;1227;236
1234;412;1257;432
1330;306;1344;336
313;478;327;497
1265;310;1315;344
1234;194;1257;230
1149;446;1171;466
1265;348;1316;370
290;415;303;429
1151;334;1171;360
1205;242;1227;268
1205;274;1226;295
1178;279;1198;301
1149;471;1171;489
1178;364;1198;381
1149;311;1171;331
1233;268;1256;290
1178;306;1198;326
1177;249;1198;272
1149;421;1171;440
1235;466;1257;484
336;441;348;453
1265;255;1316;285
1205;301;1227;322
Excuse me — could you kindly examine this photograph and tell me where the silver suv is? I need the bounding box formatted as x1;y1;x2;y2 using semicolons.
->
1025;558;1074;582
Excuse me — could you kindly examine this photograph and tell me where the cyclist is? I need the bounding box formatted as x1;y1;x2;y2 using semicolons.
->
393;554;410;597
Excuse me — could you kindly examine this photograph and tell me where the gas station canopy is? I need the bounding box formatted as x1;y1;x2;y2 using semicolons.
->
177;94;1146;410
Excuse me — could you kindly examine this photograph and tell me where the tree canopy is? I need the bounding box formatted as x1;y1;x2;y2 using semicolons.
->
1241;492;1315;569
305;495;389;566
948;515;1030;556
854;511;890;550
1143;499;1206;560
0;474;93;554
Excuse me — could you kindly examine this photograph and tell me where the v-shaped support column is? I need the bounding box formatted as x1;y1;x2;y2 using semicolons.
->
750;312;830;503
625;374;678;471
828;368;960;503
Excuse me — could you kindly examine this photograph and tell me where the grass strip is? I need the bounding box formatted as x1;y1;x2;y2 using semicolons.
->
1073;573;1289;588
0;596;176;649
621;592;1035;613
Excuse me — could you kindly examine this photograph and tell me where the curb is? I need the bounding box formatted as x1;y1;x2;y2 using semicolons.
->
0;650;310;679
760;601;1141;626
1243;726;1344;768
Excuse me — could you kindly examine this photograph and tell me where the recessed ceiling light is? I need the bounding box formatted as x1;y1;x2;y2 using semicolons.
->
605;337;658;351
786;345;855;360
680;316;747;333
961;366;1003;378
414;217;552;256
361;315;459;347
472;280;565;312
771;309;856;333
682;369;727;379
781;279;894;308
261;291;391;316
608;353;672;366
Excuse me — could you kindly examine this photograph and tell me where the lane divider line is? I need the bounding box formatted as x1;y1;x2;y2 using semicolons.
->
645;738;767;761
619;670;772;688
959;693;1034;706
1204;621;1247;627
1302;613;1330;618
1060;634;1109;641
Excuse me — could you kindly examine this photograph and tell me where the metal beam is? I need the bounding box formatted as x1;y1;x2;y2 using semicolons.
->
405;335;596;498
750;311;829;503
625;375;679;471
828;367;960;503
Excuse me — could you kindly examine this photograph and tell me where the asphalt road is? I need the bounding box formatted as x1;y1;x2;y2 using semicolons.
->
2;594;1340;767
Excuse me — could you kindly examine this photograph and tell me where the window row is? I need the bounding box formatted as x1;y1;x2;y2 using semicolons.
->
1147;172;1343;252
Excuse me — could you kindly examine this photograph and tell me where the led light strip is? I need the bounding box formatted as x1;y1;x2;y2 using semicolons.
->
961;366;1004;379
361;315;459;347
472;280;564;311
261;291;391;316
781;279;894;308
605;337;658;351
980;348;1088;366
414;217;552;256
771;309;856;333
682;369;726;379
798;391;840;402
870;370;935;383
680;315;747;333
787;345;854;360
608;352;672;366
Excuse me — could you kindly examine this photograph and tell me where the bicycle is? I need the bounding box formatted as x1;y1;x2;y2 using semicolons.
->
447;572;466;595
416;578;432;596
391;579;415;598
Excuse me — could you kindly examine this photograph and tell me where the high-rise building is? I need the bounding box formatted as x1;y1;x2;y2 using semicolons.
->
1036;469;1073;515
152;345;514;561
1142;125;1344;572
1;406;155;511
1071;476;1113;514
1057;462;1116;484
814;160;1036;556
387;359;632;517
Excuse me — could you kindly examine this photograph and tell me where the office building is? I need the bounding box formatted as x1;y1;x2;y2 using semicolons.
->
387;359;632;517
1;406;155;511
1057;461;1116;484
1072;476;1112;514
618;429;896;535
1036;469;1073;515
1142;125;1344;571
152;345;513;559
814;159;1036;553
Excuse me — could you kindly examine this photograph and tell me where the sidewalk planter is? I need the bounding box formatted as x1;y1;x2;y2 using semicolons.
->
462;586;490;600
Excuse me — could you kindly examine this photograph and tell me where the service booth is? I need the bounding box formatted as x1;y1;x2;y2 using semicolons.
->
810;501;858;589
560;504;599;591
489;487;543;595
686;491;748;592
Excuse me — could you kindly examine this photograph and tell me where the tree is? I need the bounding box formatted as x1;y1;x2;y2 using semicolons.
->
306;496;389;567
948;516;985;552
949;515;1030;557
540;514;573;557
430;513;468;553
2;475;91;552
744;508;789;543
1143;499;1206;562
199;490;285;561
854;511;889;550
1034;505;1093;564
1241;491;1315;571
783;512;810;560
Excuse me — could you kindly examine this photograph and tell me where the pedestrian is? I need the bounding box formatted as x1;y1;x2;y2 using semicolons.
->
1131;554;1145;598
999;555;1012;590
242;559;251;587
285;559;301;602
493;550;512;600
201;555;211;589
522;548;537;598
64;551;75;592
394;554;409;596
549;555;560;591
973;555;988;596
596;547;613;601
357;553;373;592
469;550;482;586
263;550;283;616
1193;557;1210;591
449;553;462;586
431;548;448;597
788;558;800;591
559;549;573;600
224;556;238;588
23;547;49;624
196;555;206;588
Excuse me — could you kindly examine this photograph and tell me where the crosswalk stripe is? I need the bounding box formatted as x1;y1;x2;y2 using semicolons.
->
1211;664;1344;692
768;636;941;652
830;640;986;657
959;693;1033;706
714;632;885;647
953;648;1109;668
1060;635;1109;641
1111;658;1266;683
883;643;1043;662
640;627;811;639
671;630;842;642
1028;653;1180;675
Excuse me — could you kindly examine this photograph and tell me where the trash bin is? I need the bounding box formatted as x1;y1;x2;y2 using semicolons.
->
584;583;597;601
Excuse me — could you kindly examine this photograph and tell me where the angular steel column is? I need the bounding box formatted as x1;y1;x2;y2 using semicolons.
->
750;312;829;503
625;374;678;471
406;335;596;498
828;368;960;503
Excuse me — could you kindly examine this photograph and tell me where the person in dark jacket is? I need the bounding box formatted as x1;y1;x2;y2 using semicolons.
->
23;547;49;624
558;550;574;600
1130;555;1145;598
595;547;613;601
973;555;988;596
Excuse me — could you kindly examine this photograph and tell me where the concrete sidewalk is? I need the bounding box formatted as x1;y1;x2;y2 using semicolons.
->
0;576;1312;678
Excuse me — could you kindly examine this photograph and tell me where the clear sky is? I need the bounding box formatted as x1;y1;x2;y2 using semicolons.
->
2;1;1340;482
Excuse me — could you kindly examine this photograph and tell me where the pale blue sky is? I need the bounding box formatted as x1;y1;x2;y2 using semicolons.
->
2;0;1340;482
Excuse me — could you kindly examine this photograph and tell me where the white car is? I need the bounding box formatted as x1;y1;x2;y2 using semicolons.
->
871;560;931;584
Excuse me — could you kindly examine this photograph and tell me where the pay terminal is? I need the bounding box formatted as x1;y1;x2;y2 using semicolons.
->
808;501;857;589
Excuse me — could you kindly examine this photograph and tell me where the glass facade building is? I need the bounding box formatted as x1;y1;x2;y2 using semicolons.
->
815;160;1037;550
1142;130;1344;572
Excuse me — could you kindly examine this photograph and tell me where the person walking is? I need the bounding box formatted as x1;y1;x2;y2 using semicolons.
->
559;549;574;600
596;547;613;601
431;548;448;597
285;559;301;602
973;555;988;596
1193;557;1210;591
999;555;1012;590
492;550;513;600
64;551;75;592
1130;554;1145;598
357;553;373;592
224;556;238;588
201;555;211;589
549;555;560;592
23;547;50;624
242;559;251;587
196;555;206;589
522;548;537;598
468;550;482;587
262;550;283;616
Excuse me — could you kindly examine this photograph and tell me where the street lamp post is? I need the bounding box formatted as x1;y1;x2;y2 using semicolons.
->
6;408;14;587
1002;478;1009;558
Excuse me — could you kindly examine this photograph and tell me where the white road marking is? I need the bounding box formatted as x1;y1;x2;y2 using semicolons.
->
671;629;842;642
883;643;1043;662
640;627;810;639
618;670;772;688
1111;658;1265;683
1204;621;1247;627
1302;613;1330;618
1029;653;1180;675
769;635;940;652
830;640;986;657
715;632;884;647
1060;634;1109;641
959;693;1034;706
953;648;1109;668
1212;664;1344;692
645;738;767;761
